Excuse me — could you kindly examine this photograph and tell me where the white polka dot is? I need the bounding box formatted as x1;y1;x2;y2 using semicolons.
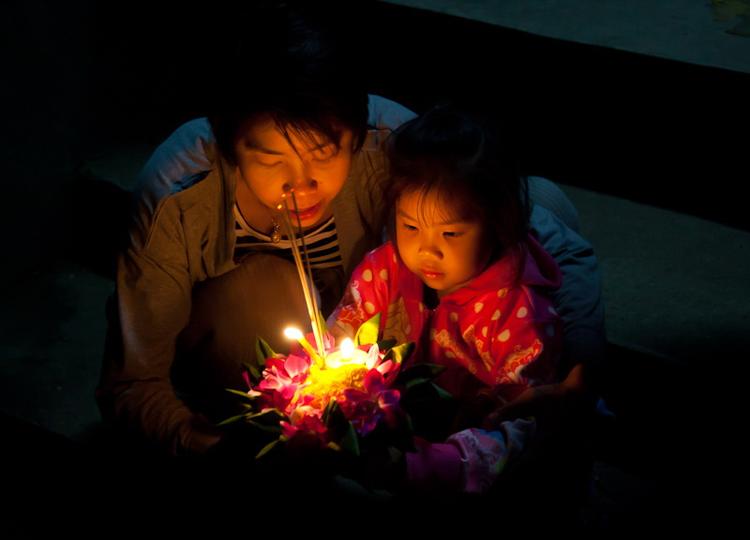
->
497;288;508;298
548;305;557;315
445;350;456;359
379;269;388;280
546;325;556;337
393;254;397;263
474;302;484;313
405;325;412;335
482;327;488;337
362;269;373;282
516;307;528;319
498;329;511;342
491;309;501;321
364;302;375;314
450;312;459;322
419;303;424;312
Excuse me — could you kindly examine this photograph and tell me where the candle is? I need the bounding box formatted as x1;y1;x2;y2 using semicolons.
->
324;338;369;369
284;327;323;366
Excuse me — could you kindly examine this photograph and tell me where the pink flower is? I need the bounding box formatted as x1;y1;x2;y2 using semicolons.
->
254;354;311;412
340;366;402;436
280;405;328;439
246;340;404;444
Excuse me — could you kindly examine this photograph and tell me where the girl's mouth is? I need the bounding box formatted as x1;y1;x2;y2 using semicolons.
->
421;268;444;280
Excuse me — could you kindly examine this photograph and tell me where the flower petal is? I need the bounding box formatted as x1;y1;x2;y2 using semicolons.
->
365;343;381;369
284;354;310;378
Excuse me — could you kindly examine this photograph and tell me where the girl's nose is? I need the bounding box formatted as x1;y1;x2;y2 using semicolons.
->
418;237;442;259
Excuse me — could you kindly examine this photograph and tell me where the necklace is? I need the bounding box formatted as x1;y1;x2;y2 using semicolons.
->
270;217;281;243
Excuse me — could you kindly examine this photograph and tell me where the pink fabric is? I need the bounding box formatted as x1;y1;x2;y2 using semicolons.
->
448;420;536;494
330;236;563;403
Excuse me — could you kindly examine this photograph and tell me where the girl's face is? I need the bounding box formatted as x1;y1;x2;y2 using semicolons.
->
234;117;353;228
395;189;491;297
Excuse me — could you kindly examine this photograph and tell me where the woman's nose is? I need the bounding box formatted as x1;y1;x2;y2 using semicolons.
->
282;164;318;195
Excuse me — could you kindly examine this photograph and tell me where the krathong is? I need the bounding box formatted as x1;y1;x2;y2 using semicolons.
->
222;314;414;458
220;191;423;461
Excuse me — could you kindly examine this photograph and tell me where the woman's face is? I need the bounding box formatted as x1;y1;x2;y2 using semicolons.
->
234;117;353;228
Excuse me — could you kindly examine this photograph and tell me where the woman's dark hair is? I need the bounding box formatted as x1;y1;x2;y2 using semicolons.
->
385;104;529;264
210;0;369;165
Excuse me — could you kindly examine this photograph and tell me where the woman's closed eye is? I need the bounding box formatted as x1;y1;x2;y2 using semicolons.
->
312;148;335;161
256;158;283;168
310;145;338;163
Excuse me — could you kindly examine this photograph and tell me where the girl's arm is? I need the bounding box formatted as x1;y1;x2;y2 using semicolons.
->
326;244;394;341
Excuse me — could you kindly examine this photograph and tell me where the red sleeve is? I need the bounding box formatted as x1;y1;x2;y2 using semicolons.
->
488;286;560;389
328;243;395;338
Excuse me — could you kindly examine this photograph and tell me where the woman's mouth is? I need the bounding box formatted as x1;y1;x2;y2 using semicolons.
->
288;201;322;222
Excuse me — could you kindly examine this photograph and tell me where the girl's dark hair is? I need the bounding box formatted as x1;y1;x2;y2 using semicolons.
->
209;0;369;165
385;104;529;263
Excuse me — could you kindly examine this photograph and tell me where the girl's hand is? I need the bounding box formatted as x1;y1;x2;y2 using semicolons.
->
482;363;595;430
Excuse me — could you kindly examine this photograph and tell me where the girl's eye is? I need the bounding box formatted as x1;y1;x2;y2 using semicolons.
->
403;223;418;232
443;231;462;238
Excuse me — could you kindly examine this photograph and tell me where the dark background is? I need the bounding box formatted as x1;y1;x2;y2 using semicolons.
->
4;0;748;236
1;0;744;527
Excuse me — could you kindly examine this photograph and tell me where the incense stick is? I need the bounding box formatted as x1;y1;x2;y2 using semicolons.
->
276;193;326;360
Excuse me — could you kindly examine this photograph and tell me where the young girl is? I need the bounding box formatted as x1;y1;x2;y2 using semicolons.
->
329;105;563;493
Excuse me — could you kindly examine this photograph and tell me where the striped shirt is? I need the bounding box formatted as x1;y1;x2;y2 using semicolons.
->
233;204;343;271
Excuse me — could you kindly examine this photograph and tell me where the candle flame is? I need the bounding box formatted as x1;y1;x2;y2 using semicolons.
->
340;338;355;360
284;327;303;340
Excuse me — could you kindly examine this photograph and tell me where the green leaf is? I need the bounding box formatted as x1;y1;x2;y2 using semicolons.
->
316;309;328;345
396;362;445;385
247;420;282;434
404;376;434;389
377;338;397;351
339;421;360;456
254;337;275;368
216;414;247;427
225;388;257;401
242;362;262;382
255;438;281;459
322;399;344;427
245;408;285;422
430;382;453;400
355;313;380;346
383;341;414;365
